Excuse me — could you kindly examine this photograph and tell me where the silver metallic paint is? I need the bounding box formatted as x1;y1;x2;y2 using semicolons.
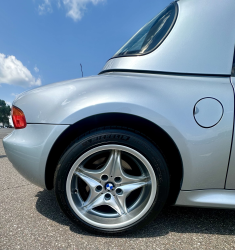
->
7;72;234;191
226;77;235;190
3;124;69;188
102;0;235;75
176;189;235;209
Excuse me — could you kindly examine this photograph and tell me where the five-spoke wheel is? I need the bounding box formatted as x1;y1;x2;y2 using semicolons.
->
55;129;169;234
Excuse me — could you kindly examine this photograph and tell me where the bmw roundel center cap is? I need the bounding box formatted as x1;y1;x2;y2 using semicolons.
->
106;183;114;191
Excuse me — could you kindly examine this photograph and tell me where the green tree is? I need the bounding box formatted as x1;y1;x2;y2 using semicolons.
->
0;100;11;126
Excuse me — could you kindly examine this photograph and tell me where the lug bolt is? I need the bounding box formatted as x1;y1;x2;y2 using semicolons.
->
114;177;122;183
95;185;103;192
101;174;108;181
116;188;123;195
104;193;111;200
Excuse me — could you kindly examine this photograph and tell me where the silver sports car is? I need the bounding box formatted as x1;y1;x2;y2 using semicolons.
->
3;0;235;234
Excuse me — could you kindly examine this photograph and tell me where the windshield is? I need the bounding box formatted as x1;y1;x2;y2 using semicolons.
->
113;2;178;58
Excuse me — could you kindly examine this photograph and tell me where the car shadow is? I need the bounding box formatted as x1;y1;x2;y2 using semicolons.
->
35;189;235;238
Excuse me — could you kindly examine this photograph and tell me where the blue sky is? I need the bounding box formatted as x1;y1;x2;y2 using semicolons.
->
0;0;171;107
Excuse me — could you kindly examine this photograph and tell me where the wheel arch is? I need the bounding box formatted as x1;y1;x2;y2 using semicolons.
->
45;113;183;205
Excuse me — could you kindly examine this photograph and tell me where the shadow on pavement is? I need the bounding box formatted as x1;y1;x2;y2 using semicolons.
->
35;189;235;238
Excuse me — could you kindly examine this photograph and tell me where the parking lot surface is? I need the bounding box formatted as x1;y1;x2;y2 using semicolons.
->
0;128;235;250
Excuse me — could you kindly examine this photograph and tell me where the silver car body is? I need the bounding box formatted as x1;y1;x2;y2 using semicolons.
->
3;0;235;209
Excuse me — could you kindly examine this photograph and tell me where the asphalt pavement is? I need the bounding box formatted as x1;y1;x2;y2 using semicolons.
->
0;128;235;250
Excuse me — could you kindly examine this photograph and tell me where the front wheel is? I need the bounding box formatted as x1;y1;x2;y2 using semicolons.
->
54;128;170;235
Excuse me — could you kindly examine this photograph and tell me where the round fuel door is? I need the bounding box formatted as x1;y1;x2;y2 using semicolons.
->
193;98;223;128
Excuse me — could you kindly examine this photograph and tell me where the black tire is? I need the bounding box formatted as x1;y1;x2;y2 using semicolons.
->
54;128;170;235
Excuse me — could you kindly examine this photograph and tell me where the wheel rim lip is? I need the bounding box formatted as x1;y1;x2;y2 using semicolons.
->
66;144;157;229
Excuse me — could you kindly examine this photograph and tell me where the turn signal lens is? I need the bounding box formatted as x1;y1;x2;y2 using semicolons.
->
12;106;27;129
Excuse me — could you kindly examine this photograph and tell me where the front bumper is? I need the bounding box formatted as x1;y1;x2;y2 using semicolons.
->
3;124;69;188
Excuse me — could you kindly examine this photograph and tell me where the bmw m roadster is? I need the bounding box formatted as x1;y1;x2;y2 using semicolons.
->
3;0;235;234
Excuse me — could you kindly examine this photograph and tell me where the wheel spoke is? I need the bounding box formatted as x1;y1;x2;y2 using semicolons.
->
110;150;123;177
74;171;101;188
106;195;124;215
110;150;149;185
84;193;124;216
116;182;148;213
77;150;116;181
74;171;102;206
84;193;105;211
122;174;149;185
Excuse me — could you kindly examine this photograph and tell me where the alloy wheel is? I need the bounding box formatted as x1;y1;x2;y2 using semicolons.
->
66;144;157;229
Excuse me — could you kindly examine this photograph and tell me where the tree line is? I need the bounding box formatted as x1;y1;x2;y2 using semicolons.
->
0;99;11;126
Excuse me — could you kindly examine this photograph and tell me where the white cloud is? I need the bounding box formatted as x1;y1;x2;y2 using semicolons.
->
38;0;53;15
57;0;61;8
34;66;39;72
63;0;105;21
37;0;105;21
11;93;20;98
0;53;41;88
